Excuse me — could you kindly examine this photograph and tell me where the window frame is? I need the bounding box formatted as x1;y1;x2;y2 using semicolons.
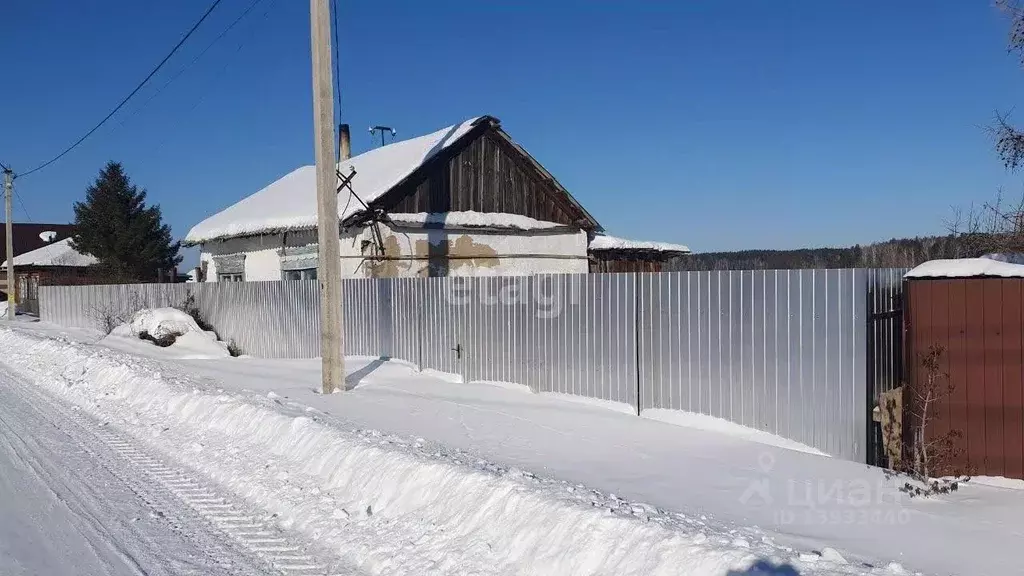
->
283;268;317;281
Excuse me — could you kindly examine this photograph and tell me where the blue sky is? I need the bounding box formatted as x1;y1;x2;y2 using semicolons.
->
2;1;1023;265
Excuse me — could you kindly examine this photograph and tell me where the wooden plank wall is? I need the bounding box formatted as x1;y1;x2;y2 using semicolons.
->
906;278;1024;478
588;257;663;273
383;128;590;227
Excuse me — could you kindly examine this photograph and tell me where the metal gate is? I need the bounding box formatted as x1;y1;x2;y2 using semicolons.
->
865;269;907;466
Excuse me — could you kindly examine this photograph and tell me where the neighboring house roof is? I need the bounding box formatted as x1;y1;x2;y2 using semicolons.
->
0;223;74;258
184;116;602;245
3;238;98;268
588;234;691;254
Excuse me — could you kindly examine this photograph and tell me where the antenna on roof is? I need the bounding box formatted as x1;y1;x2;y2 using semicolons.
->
368;125;396;147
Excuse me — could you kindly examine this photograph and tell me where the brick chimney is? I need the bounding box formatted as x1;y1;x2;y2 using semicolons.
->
338;124;351;161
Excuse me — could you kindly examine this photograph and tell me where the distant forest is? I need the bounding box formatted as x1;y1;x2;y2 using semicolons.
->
668;235;978;271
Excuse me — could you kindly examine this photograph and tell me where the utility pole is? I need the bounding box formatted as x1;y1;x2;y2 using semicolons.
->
310;0;344;393
4;168;14;321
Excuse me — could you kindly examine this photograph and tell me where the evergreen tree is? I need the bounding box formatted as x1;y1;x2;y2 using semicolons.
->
71;162;181;281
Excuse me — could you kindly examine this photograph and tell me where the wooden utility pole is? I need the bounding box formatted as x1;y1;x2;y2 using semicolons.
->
4;168;14;321
310;0;344;393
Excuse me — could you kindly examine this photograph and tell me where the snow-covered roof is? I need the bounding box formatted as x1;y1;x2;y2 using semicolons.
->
185;118;486;244
2;238;97;268
588;234;690;254
387;211;569;231
906;257;1024;279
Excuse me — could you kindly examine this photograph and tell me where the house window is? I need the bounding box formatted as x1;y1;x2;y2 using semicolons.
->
283;268;317;281
218;273;244;282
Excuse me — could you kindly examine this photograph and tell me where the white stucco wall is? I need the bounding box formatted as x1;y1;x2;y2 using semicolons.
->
199;230;317;282
198;224;588;281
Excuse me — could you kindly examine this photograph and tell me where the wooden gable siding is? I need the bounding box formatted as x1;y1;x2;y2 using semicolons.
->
379;127;593;228
589;257;664;273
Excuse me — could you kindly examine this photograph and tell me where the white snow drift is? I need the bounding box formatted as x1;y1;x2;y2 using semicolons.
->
107;308;230;359
0;327;890;576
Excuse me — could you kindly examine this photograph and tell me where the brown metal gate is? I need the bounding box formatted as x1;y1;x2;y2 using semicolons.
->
905;277;1024;479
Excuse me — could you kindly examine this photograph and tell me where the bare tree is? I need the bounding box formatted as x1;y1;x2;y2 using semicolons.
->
994;1;1024;170
897;345;968;497
947;189;1024;256
88;289;146;334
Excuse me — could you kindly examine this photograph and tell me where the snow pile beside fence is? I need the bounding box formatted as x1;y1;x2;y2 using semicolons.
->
0;327;893;576
105;307;231;358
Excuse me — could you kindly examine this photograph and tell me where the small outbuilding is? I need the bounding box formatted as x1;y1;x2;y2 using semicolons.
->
903;256;1024;479
587;234;690;273
0;222;74;298
1;238;98;314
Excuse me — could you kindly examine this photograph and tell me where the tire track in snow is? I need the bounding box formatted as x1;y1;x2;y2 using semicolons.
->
6;369;351;576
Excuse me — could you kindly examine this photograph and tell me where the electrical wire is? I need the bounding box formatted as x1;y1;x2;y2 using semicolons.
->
112;0;266;133
133;0;280;170
9;188;63;267
331;0;343;127
16;0;226;179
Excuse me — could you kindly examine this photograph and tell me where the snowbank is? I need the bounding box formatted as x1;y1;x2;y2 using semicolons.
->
114;307;201;340
107;308;229;359
0;327;887;576
589;234;691;254
642;409;827;456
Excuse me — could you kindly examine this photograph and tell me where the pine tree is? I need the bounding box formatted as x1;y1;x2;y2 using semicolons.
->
71;162;182;281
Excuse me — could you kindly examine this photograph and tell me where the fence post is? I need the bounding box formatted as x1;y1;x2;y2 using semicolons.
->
416;279;424;370
633;272;642;417
377;278;394;359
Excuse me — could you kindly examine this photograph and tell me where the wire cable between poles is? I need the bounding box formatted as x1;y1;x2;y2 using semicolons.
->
16;0;226;179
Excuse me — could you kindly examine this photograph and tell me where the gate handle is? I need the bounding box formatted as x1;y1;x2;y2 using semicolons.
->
451;344;462;359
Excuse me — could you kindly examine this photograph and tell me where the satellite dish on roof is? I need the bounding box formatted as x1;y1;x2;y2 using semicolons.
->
39;231;57;243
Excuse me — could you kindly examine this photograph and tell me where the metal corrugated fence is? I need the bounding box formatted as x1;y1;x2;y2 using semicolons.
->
37;280;391;359
38;269;903;460
638;270;867;461
396;274;637;404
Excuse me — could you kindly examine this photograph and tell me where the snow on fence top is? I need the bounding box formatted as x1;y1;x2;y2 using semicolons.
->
387;211;568;231
905;256;1024;279
184;117;484;245
3;238;97;268
588;234;690;254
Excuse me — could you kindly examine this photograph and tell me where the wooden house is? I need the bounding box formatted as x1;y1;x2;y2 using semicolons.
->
185;116;687;280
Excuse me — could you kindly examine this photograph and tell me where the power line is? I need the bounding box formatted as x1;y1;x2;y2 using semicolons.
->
133;0;280;170
11;188;63;267
17;0;226;179
14;191;33;223
331;0;343;124
112;0;266;133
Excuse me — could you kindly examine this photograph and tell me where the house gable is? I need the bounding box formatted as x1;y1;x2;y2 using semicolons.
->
363;120;602;231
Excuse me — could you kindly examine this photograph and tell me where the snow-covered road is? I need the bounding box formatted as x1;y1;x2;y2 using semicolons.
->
0;367;348;576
